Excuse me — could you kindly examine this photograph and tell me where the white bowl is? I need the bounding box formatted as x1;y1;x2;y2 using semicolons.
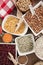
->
15;34;35;56
35;53;43;60
23;1;43;36
35;36;43;60
2;15;28;36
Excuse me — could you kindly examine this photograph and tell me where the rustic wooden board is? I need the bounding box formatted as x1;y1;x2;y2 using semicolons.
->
27;53;41;65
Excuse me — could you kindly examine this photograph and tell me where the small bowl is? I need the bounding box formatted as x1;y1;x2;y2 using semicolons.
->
15;34;35;56
18;56;28;65
2;15;28;36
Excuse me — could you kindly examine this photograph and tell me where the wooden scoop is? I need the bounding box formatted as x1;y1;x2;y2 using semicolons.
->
15;18;23;32
29;4;40;21
8;52;18;65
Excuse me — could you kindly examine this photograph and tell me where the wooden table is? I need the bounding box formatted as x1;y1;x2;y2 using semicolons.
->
0;0;43;65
